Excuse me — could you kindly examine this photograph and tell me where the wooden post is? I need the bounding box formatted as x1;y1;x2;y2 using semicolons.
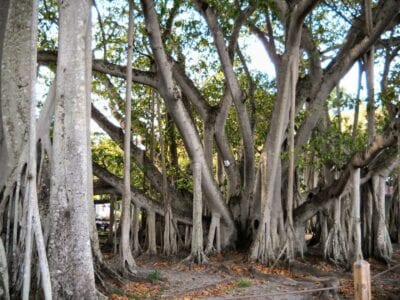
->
353;260;371;300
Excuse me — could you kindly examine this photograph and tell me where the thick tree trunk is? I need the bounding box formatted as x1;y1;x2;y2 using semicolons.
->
0;0;30;193
1;0;51;297
372;176;392;262
205;213;221;254
146;210;157;255
250;0;315;263
0;0;10;189
185;162;208;264
47;0;96;298
0;238;10;300
285;53;300;261
323;198;348;265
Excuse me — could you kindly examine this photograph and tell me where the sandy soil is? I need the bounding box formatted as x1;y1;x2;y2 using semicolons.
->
107;243;400;299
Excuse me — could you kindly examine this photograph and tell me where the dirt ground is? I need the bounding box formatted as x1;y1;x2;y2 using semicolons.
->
106;244;400;299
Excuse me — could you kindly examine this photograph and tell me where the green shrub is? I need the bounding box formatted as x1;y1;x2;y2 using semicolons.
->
147;270;162;283
236;278;252;288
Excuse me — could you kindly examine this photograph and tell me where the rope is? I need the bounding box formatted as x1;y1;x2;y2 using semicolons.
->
216;284;353;299
165;261;400;299
372;263;400;279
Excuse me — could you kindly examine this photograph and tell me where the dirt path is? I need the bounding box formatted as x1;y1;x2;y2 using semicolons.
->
107;244;400;299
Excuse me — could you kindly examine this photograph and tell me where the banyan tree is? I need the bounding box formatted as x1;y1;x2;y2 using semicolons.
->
0;0;399;297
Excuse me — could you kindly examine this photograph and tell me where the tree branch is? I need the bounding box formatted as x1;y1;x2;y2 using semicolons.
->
91;103;192;211
294;119;399;226
93;162;192;224
37;50;159;88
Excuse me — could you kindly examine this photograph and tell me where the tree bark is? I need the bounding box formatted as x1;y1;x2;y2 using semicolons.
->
193;0;255;230
0;0;31;196
132;205;141;255
157;94;177;256
185;162;208;264
146;210;157;255
140;0;235;246
372;176;392;262
0;238;9;300
120;0;136;274
352;168;363;261
0;0;10;189
48;0;96;297
205;213;221;254
250;0;319;263
91;104;192;216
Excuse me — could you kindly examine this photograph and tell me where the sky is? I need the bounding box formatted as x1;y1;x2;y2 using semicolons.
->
36;34;370;137
243;35;366;98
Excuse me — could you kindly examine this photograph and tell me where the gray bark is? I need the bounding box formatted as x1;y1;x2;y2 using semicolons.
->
0;0;10;188
132;205;141;255
250;0;319;263
372;176;392;262
285;50;299;261
91;104;192;216
323;198;348;264
146;210;157;255
352;61;363;141
205;213;221;254
85;0;101;262
140;0;235;246
92;162;192;224
0;238;9;300
120;0;136;274
193;0;255;229
0;0;31;195
47;0;96;298
185;162;208;264
37;50;158;89
351;168;363;261
159;95;177;256
1;0;51;297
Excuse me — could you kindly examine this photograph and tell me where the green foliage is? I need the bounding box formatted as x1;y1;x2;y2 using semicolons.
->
92;136;124;177
36;0;400;211
236;278;252;288
300;118;368;174
147;270;162;283
38;0;58;50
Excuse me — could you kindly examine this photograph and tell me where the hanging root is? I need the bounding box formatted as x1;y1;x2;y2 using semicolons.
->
205;213;221;255
323;224;348;266
182;250;209;265
0;238;10;300
284;224;302;262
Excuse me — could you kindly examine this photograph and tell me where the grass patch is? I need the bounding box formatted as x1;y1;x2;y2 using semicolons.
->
236;278;252;288
147;270;162;283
